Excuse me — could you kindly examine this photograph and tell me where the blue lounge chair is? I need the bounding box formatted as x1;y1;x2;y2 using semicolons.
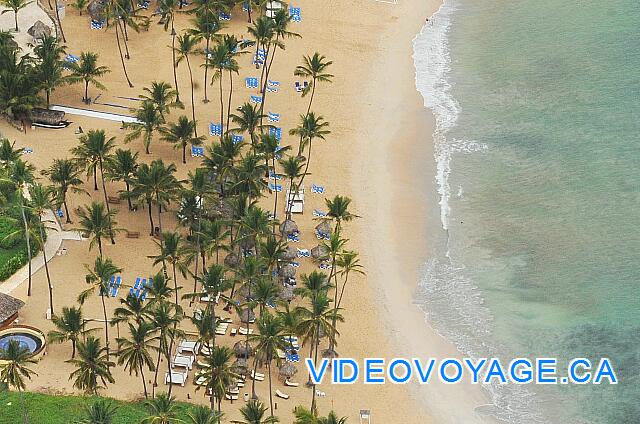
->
209;123;222;136
269;183;282;192
269;127;282;140
232;134;244;144
313;209;327;217
191;146;204;157
311;184;325;194
250;95;263;104
134;277;142;289
245;77;259;88
289;6;301;22
90;20;105;30
268;112;280;122
295;81;309;93
269;170;282;180
219;12;231;20
56;208;64;218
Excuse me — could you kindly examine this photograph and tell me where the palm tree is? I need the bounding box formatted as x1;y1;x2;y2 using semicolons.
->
76;398;118;424
199;219;230;266
188;9;222;103
249;311;286;416
111;293;149;326
257;133;288;221
151;231;187;306
29;183;57;313
0;340;37;424
321;232;347;355
7;159;35;296
70;0;88;15
42;158;84;223
290;112;330;158
208;40;231;135
124;100;163;154
160;116;204;164
48;306;91;358
296;292;341;411
0;137;22;168
148;299;182;397
73;129;117;242
78;257;122;359
260;9;299;100
75;202;118;257
230;154;267;201
67;52;110;104
331;250;364;352
105;149;138;211
279;155;305;220
277;304;300;351
231;102;266;150
32;34;67;106
104;0;134;87
0;0;32;32
325;195;358;233
142;392;181;424
0;47;40;127
294;53;334;115
67;336;115;395
116;321;158;398
140;81;182;121
195;345;238;412
175;32;201;135
221;34;248;131
230;400;279;424
293;408;347;424
185;405;222;424
158;0;181;103
247;16;273;81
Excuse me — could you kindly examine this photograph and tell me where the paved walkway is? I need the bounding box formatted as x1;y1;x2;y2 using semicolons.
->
50;105;140;123
0;210;84;295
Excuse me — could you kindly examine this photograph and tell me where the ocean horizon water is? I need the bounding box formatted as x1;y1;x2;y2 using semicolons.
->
413;0;639;423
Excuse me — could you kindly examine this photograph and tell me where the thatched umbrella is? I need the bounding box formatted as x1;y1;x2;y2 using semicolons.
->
322;348;338;359
279;285;295;302
224;252;240;268
0;293;25;327
87;0;106;21
233;341;253;358
279;264;296;278
3;37;18;51
238;308;255;324
282;245;297;261
235;283;252;301
311;244;329;260
315;221;332;237
278;363;298;381
239;236;256;251
279;219;298;236
27;21;52;39
233;358;248;373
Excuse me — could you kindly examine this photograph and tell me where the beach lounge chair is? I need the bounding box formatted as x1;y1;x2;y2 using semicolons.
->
311;184;325;194
359;410;371;424
231;134;244;144
209;123;222;136
23;148;33;154
195;375;207;386
268;79;280;87
178;340;199;354
250;95;263;104
269;183;283;192
219;11;231;20
245;77;259;88
230;328;237;336
171;354;193;370
313;209;327;217
287;233;300;242
126;230;140;238
191;146;204;157
225;394;239;400
165;371;187;386
90;20;105;30
250;371;265;381
315;389;326;397
268;127;282;140
275;389;289;399
238;327;254;336
295;81;308;92
289;6;301;22
297;249;310;257
285;379;299;387
268;112;280;122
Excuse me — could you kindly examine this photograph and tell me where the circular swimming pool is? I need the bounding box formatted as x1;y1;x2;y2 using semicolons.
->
0;326;46;358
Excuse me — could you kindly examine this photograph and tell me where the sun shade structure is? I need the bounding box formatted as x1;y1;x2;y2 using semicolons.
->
0;293;25;328
27;21;52;39
279;219;299;236
278;362;298;380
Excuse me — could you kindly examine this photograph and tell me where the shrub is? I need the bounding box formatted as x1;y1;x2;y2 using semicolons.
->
0;216;20;249
0;252;27;281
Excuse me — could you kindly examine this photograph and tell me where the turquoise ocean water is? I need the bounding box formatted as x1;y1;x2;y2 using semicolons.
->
413;0;639;422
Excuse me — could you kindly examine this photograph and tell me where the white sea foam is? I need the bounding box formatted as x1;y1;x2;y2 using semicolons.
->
411;1;542;422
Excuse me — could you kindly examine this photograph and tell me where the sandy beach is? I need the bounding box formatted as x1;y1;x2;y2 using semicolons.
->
1;0;494;422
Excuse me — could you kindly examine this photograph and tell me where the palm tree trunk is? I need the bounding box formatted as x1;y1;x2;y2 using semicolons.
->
267;360;274;416
120;19;131;59
84;80;89;104
311;323;320;413
166;332;176;396
140;361;148;398
115;22;134;88
171;17;180;102
218;72;224;135
46;90;50;107
54;1;66;42
39;222;54;315
13;12;18;32
272;157;278;228
152;334;163;397
203;36;210;102
225;69;233;132
258;42;271;94
125;181;132;211
97;236;103;258
63;194;71;223
92;164;98;190
306;79;316;116
101;293;110;359
295;139;313;204
71;339;76;358
147;199;154;236
250;354;259;399
172;263;178;309
186;56;197;137
19;198;32;297
99;160;116;244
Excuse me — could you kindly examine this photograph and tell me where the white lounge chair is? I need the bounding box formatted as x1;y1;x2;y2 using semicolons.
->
225;394;239;401
250;371;265;381
275;389;289;399
285;379;299;387
165;371;187;387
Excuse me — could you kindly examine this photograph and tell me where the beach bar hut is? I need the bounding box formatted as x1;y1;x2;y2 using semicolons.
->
0;293;25;329
27;21;52;40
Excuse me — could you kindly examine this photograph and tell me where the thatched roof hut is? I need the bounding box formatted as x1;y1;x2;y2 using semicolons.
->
279;264;296;278
233;341;253;358
278;363;298;381
224;252;240;269
279;285;295;302
0;293;25;327
239;236;256;251
282;245;297;261
27;21;52;39
311;244;328;260
279;219;298;236
31;108;65;125
315;221;332;237
238;308;255;324
204;197;233;220
87;0;107;21
232;358;248;374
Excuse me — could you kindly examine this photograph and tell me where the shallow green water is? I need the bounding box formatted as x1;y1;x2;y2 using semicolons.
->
414;0;640;422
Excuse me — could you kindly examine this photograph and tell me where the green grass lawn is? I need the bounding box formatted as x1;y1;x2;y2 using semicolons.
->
0;392;194;424
0;215;38;281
